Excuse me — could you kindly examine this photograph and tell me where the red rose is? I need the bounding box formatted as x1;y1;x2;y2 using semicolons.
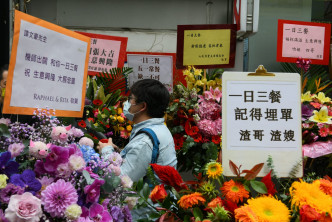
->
149;184;167;203
93;99;103;106
78;120;86;128
211;135;221;144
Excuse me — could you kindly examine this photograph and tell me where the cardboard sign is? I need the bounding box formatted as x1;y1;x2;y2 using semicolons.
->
222;67;302;177
4;10;90;117
176;24;237;69
277;19;331;65
77;32;128;75
127;53;175;92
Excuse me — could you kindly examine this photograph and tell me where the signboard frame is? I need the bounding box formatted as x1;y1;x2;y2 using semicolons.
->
277;19;331;65
176;24;237;69
76;31;128;76
3;10;90;117
222;68;303;177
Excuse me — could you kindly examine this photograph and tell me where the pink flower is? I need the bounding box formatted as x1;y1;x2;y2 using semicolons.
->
120;175;133;188
79;137;94;148
197;118;222;136
5;192;42;222
319;127;329;137
108;164;121;176
84;179;105;203
41;179;78;217
8;143;25;158
203;87;222;103
83;167;99;179
0;118;11;126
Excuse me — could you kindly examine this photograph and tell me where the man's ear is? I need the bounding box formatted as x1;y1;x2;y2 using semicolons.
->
141;102;148;112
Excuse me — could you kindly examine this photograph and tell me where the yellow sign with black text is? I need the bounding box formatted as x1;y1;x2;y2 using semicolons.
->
183;29;231;66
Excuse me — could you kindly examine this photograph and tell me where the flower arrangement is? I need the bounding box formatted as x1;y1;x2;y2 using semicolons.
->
301;91;332;176
133;160;332;222
0;109;137;221
166;66;223;175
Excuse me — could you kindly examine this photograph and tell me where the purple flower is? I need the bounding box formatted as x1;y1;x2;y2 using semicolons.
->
89;203;112;222
85;98;92;105
8;143;25;158
0;183;24;204
0;209;9;222
0;152;19;177
77;217;94;222
84;179;105;203
111;206;124;221
9;169;42;195
41;179;78;217
122;206;132;222
44;145;70;172
302;104;314;120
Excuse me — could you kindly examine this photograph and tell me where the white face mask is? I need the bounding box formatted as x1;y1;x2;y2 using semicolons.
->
123;100;141;121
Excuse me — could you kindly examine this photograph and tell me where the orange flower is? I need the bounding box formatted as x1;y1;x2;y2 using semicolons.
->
317;179;332;197
300;205;321;222
207;197;223;209
149;184;167;203
234;205;259;222
221;180;249;203
177;192;206;209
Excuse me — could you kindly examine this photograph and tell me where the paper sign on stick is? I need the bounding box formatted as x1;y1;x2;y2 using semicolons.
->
4;10;90;117
222;66;302;177
277;19;331;65
76;32;128;75
127;54;173;92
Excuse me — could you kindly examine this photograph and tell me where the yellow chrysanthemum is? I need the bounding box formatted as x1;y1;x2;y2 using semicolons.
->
314;92;331;104
177;192;206;209
234;205;259;222
301;91;312;102
290;180;332;215
248;196;290;222
221;180;249;203
117;116;125;123
205;162;223;179
309;106;332;124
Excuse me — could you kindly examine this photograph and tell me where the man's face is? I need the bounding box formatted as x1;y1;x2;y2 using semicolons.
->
0;70;8;89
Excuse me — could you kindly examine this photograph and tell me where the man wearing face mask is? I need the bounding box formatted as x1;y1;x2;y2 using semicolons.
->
98;79;177;182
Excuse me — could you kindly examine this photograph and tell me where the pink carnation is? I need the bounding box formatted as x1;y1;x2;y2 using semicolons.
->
5;192;42;222
197;118;222;136
8;143;25;158
41;179;78;217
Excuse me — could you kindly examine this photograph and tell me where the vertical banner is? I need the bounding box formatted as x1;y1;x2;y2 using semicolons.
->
4;10;90;117
76;32;128;75
222;67;302;177
176;24;237;69
277;19;331;65
127;53;174;92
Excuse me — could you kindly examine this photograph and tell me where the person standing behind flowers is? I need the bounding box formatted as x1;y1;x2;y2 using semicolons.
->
98;79;177;182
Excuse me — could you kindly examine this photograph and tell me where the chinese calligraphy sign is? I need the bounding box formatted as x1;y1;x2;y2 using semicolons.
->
176;24;237;69
4;10;90;117
277;20;331;65
127;54;173;92
222;71;302;177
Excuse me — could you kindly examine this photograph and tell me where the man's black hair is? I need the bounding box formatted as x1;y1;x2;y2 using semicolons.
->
130;79;170;118
0;64;8;81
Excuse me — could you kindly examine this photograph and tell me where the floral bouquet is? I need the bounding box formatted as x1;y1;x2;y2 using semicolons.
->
301;91;332;176
0;109;137;221
133;160;332;222
166;66;223;175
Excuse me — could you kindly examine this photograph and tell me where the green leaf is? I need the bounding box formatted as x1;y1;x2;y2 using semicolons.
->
142;183;150;199
0;124;10;137
138;197;145;205
82;170;94;185
184;215;191;222
250;180;267;194
136;178;144;191
161;194;171;209
193;207;203;221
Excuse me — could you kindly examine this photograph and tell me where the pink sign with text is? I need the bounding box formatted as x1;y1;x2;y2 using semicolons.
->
277;20;331;65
